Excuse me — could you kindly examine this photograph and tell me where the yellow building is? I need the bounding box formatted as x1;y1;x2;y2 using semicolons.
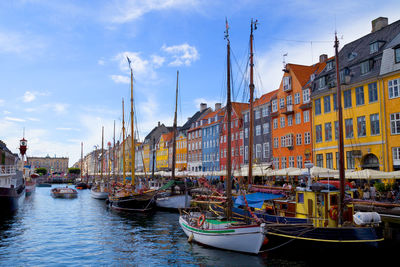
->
311;18;400;171
156;132;173;170
176;132;187;171
143;142;150;173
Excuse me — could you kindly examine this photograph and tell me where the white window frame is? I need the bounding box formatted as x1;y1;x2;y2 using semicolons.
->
303;88;310;103
388;78;400;99
390;112;400;135
294;93;300;105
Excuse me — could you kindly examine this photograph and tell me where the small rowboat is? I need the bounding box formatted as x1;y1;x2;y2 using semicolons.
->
51;187;78;199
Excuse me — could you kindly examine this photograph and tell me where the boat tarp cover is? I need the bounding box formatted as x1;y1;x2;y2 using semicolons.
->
158;180;177;191
234;192;284;209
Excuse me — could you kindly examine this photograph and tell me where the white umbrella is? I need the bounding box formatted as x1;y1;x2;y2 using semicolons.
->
267;167;300;176
345;169;394;180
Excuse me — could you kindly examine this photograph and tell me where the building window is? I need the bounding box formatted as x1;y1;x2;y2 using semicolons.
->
280;116;285;128
333;93;338;111
289;156;295;167
263;123;269;134
345;118;354;138
263;142;269;158
393;147;400;166
368;82;378;103
244;113;248;123
245;146;248;160
245;128;248;138
325;122;332;141
315;98;321;115
390;112;400;134
281;157;287;169
336;152;339;170
316;154;323;167
303;88;310;103
370;113;380;135
281;136;286;147
294;93;300;104
357;116;366;137
324;95;331;113
346;151;355;169
315;125;322;143
297;156;303;168
304;132;311;144
304;110;310;123
279;98;285;109
274;137;279;148
295;113;301;124
355;86;365;106
317;77;326;89
255;125;261;136
255;144;262;159
395;47;400;64
343;89;352;108
255;110;261;119
288;115;293;126
388;78;400;99
326;153;333;169
272;99;278;112
326;60;334;71
262;106;268;117
296;133;302;145
360;60;371;74
334;121;339;140
287;95;292;105
370;42;379;54
273;157;279;169
273;119;278;129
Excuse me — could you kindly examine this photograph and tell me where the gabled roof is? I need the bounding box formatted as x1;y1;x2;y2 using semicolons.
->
288;62;326;89
202;108;225;127
181;107;212;131
231;102;249;118
254;89;279;107
161;131;174;143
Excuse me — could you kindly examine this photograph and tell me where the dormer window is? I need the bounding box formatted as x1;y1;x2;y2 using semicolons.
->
283;76;292;91
360;60;372;74
326;60;334;71
317;76;326;89
370;41;384;54
395;46;400;64
348;52;357;61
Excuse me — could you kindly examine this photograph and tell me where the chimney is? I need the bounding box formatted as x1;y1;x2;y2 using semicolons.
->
371;17;388;33
200;103;207;112
158;121;160;127
319;54;328;63
215;103;221;110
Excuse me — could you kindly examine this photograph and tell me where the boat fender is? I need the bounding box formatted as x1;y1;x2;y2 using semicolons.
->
188;233;194;243
197;214;206;227
329;205;338;221
353;212;381;226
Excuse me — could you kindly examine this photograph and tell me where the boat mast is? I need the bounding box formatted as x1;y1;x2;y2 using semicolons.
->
101;126;104;183
80;142;83;179
127;57;135;187
247;19;257;185
334;32;345;226
225;19;232;220
122;98;126;184
113;120;115;181
171;70;179;181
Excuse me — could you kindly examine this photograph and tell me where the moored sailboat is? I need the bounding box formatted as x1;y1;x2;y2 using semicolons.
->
178;20;266;254
91;127;109;200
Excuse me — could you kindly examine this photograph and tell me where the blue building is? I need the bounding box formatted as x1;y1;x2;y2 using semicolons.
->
201;104;224;179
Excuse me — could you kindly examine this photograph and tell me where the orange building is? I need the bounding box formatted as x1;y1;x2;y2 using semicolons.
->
271;57;327;169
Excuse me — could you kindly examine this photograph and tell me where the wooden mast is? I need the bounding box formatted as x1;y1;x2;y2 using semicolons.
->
225;19;232;220
80;142;83;180
128;58;135;187
334;33;345;226
113;120;115;181
122;98;126;184
101;126;104;182
247;19;257;185
171;70;179;180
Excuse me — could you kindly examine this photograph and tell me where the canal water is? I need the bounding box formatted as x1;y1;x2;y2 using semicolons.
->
0;185;397;266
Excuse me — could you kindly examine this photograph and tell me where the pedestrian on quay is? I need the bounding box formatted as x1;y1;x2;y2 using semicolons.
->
370;183;376;200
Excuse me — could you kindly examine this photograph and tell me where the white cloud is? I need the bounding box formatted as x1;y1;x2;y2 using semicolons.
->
53;103;68;114
113;51;158;82
0;99;4;106
28;117;40;122
3;110;11;114
162;43;199;66
0;30;46;55
151;54;165;68
111;74;130;84
23;91;36;102
98;59;105;65
56;127;79;131
5;116;25;122
107;0;201;24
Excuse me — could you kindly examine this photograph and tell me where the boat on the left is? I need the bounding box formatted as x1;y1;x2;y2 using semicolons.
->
51;187;78;199
0;139;26;213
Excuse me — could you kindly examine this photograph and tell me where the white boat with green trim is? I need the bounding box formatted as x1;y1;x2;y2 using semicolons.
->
179;209;265;254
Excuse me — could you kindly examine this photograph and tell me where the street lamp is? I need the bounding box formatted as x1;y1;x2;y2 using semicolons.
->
305;162;314;188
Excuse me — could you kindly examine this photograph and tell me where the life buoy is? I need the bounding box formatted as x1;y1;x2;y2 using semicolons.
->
197;214;206;227
329;205;338;220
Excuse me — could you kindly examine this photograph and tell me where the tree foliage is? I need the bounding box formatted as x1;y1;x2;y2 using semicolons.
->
68;168;81;175
35;167;47;176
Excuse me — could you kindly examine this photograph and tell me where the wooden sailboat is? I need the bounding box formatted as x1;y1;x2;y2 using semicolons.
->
91;127;109;199
178;20;266;254
76;142;88;190
108;57;156;212
213;32;384;248
155;71;192;209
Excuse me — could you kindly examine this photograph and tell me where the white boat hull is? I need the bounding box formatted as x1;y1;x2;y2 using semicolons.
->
156;194;192;209
179;215;265;254
90;188;108;199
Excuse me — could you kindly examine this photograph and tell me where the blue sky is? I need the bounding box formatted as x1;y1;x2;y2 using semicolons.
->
1;0;399;166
